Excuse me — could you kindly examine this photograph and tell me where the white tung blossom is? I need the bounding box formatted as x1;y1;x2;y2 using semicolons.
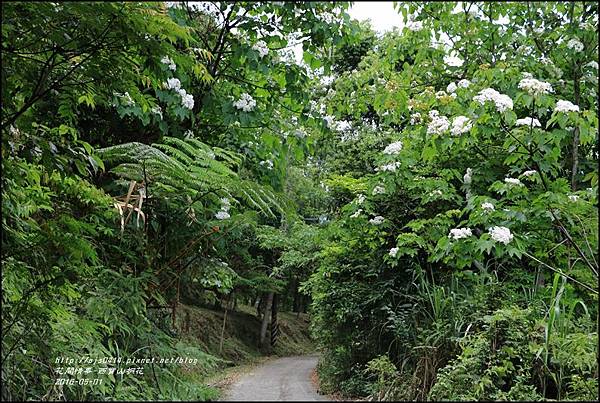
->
161;55;176;71
427;110;450;135
585;61;599;70
378;162;401;172
489;226;514;244
151;105;163;120
259;159;274;169
568;195;579;202
369;216;385;225
356;194;366;204
372;185;386;195
350;209;362;218
447;82;458;93
481;202;495;212
179;89;195;109
457;79;471;88
215;210;230;220
554;100;580;113
165;77;181;90
473;88;513;112
451;116;472;136
567;38;584;52
521;170;537;177
515;117;541;127
410;112;422;125
252;40;269;58
444;55;464;67
448;227;472;240
518;78;553;96
389;247;399;257
505;177;523;186
233;93;257;112
463;168;473;185
383;141;403;155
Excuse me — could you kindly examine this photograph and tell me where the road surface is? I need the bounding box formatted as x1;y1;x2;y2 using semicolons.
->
222;355;330;401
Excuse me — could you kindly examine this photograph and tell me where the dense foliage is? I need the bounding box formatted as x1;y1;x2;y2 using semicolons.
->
1;1;598;402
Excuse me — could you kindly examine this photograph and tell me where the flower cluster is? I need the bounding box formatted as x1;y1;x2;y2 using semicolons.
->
518;77;553;97
567;38;584;52
515;117;541;127
372;185;386;195
259;159;273;169
451;115;472;136
369;216;385;225
252;40;269;58
233;93;257;112
179;88;194;109
410;112;422;125
350;209;362;218
481;202;495;212
383;141;403;155
166;77;181;90
444;55;464;67
458;79;471;88
389;247;399;257
504;177;523;186
356;194;366;204
118;92;135;107
161;55;176;71
463;168;472;185
377;162;401;172
521;170;537;177
427;110;450;135
554;100;579;113
473;88;513;112
447;82;457;93
489;226;513;244
215;197;231;220
448;227;472;240
151;105;163;120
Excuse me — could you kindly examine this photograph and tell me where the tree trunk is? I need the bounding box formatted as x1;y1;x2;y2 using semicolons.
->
259;292;274;352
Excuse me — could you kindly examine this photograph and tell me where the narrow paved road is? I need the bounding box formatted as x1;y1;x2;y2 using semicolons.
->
222;355;330;401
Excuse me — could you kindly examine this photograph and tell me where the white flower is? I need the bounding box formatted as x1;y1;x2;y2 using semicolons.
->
383;141;403;155
151;105;163;120
389;247;399;257
448;227;472;240
233;93;257;112
504;177;523;186
350;209;362;218
489;226;514;244
184;129;194;139
410;112;422;125
481;202;495;212
356;194;366;204
585;61;599;70
521;170;537;177
161;55;176;71
515;117;541;127
220;197;231;210
554;100;579;113
180;91;194;109
457;79;471;88
259;159;274;169
118;92;134;106
165;77;181;90
406;19;424;31
372;185;386;195
444;55;464;67
568;195;579;202
252;40;269;58
450;116;472;136
369;216;385;225
435;90;448;99
463;168;472;185
447;82;458;93
473;88;513;112
429;190;443;196
567;38;584;52
427;111;450;135
518;78;553;96
522;72;533;79
324;115;335;128
215;210;230;220
378;162;401;172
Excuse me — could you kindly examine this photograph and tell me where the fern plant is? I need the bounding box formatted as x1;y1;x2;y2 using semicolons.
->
97;137;288;220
